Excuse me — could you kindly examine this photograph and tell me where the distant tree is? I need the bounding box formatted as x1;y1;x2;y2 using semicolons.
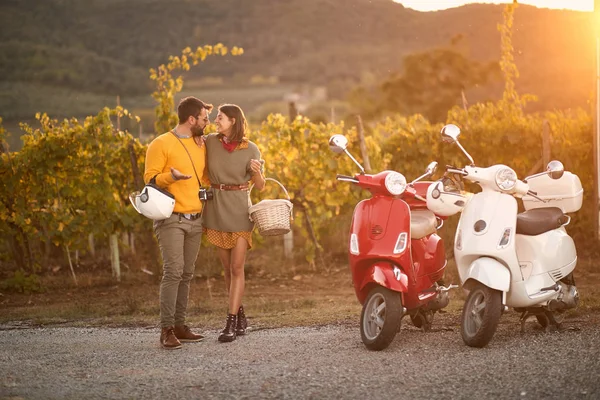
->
350;37;500;123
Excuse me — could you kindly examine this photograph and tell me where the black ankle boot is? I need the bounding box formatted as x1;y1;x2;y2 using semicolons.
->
218;313;237;342
236;305;247;336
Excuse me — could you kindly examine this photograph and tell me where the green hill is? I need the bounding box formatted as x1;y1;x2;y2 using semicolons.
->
0;0;595;120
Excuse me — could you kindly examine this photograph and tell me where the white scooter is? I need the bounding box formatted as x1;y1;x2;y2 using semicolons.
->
427;124;583;348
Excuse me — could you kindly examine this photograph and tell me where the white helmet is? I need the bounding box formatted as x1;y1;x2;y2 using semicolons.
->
129;184;175;220
426;180;467;217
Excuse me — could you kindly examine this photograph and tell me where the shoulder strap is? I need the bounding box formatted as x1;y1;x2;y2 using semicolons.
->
171;131;202;185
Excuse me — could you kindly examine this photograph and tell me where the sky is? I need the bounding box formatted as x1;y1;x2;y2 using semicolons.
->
395;1;594;12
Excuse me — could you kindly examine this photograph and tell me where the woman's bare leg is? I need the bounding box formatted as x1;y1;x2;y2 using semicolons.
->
217;248;232;292
228;237;248;314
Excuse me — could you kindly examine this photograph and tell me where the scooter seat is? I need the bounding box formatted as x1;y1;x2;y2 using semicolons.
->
411;210;437;239
516;207;568;236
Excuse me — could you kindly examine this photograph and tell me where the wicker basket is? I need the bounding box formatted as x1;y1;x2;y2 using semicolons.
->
248;178;293;236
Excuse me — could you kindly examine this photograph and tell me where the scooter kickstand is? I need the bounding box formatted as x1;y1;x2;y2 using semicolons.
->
543;310;562;331
519;311;531;334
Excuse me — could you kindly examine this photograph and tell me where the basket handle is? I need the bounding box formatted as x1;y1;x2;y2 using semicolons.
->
248;177;291;207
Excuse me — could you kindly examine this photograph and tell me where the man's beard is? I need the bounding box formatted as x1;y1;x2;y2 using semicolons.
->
191;124;205;137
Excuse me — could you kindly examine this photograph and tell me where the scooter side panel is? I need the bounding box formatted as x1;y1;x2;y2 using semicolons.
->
411;234;446;292
506;258;577;307
455;191;520;284
515;228;577;281
355;262;409;304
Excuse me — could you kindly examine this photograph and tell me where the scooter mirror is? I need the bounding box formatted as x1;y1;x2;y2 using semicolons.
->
328;134;348;154
547;160;565;180
425;161;438;176
441;124;461;143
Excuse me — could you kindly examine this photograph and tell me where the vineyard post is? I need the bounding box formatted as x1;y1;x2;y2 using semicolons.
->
65;245;78;286
116;95;121;131
526;121;552;177
542;120;551;166
595;1;600;242
281;102;297;260
356;115;371;173
288;102;298;120
88;233;95;258
110;233;121;281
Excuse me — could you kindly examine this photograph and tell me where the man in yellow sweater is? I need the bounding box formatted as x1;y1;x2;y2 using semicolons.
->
144;96;212;349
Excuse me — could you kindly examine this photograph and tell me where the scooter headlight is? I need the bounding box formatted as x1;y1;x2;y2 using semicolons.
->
495;168;517;191
384;172;407;196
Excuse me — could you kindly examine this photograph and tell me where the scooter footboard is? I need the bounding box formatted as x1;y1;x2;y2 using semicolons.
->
462;257;510;293
356;262;408;304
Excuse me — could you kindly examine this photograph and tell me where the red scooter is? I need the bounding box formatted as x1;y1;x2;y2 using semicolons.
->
329;135;457;350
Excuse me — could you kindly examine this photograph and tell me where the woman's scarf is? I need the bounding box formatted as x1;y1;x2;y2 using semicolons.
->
219;133;247;152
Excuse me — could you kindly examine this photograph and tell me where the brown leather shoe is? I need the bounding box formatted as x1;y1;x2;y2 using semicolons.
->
174;325;205;342
160;326;182;350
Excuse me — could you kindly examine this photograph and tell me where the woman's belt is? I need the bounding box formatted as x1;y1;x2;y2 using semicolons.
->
211;183;249;191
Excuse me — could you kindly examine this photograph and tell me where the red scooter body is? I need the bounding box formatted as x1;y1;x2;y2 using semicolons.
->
328;133;454;350
349;176;446;311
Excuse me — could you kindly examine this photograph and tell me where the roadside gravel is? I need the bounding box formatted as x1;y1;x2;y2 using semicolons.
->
1;313;599;400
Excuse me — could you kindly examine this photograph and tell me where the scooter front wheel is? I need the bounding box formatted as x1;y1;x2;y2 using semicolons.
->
360;286;403;351
460;282;502;348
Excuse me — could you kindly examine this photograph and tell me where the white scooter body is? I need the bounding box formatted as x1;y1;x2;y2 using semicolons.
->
454;165;577;308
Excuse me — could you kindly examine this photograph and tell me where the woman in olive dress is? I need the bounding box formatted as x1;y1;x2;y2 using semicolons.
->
202;104;265;342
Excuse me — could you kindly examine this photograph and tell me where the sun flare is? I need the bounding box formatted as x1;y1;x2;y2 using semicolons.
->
396;0;594;12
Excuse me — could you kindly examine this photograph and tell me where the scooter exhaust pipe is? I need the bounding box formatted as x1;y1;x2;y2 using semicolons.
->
547;285;579;311
422;285;458;311
423;291;449;311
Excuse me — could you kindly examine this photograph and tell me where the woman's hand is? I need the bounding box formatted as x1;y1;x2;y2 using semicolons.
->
193;135;206;148
249;159;263;175
249;159;266;189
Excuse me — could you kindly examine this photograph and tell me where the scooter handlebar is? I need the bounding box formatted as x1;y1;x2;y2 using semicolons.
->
336;174;360;183
405;184;427;203
514;180;529;198
446;167;468;176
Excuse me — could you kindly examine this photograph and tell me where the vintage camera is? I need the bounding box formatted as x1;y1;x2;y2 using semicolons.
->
198;187;213;201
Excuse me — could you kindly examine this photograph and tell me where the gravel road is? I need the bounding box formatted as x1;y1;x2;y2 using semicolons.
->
1;314;599;400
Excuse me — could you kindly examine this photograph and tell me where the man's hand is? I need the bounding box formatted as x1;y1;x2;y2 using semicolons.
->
171;167;192;181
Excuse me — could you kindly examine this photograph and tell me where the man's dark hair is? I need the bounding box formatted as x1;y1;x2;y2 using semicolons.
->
177;96;213;124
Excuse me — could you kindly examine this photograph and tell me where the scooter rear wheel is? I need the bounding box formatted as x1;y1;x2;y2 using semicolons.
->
460;282;502;348
360;286;403;351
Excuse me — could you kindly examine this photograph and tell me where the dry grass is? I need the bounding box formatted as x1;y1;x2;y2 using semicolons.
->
1;255;598;329
0;262;362;330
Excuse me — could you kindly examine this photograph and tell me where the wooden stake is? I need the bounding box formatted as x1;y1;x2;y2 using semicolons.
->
110;234;121;282
356;115;372;173
303;210;324;270
116;95;121;131
65;245;78;286
88;233;95;258
542;120;551;166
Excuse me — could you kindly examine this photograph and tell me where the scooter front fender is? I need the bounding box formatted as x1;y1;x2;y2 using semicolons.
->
356;261;409;304
463;257;510;293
